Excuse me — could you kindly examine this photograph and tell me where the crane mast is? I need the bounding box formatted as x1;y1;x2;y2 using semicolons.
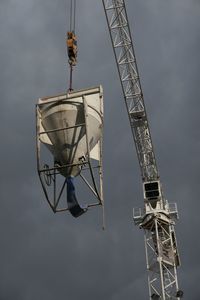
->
102;0;182;298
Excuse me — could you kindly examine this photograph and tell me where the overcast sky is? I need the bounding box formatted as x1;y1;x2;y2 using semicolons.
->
0;0;200;299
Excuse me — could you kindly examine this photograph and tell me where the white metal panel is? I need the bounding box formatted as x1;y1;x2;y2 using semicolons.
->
90;142;100;161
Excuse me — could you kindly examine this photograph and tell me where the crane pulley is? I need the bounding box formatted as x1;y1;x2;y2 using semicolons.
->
67;31;77;67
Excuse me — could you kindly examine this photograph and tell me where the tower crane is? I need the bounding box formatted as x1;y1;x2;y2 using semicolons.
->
36;0;183;297
102;0;183;299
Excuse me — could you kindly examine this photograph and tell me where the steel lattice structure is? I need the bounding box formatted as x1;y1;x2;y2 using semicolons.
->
102;0;182;298
102;0;158;182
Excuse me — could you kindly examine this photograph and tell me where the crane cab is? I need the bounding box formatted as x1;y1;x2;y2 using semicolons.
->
143;180;161;209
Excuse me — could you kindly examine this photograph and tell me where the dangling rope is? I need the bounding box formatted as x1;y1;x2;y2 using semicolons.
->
67;0;77;91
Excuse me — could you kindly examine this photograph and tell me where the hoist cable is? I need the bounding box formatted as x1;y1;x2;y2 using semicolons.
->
67;0;77;91
73;0;76;32
69;0;76;32
69;0;73;31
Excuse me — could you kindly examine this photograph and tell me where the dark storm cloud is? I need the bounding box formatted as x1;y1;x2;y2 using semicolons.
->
0;0;200;299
